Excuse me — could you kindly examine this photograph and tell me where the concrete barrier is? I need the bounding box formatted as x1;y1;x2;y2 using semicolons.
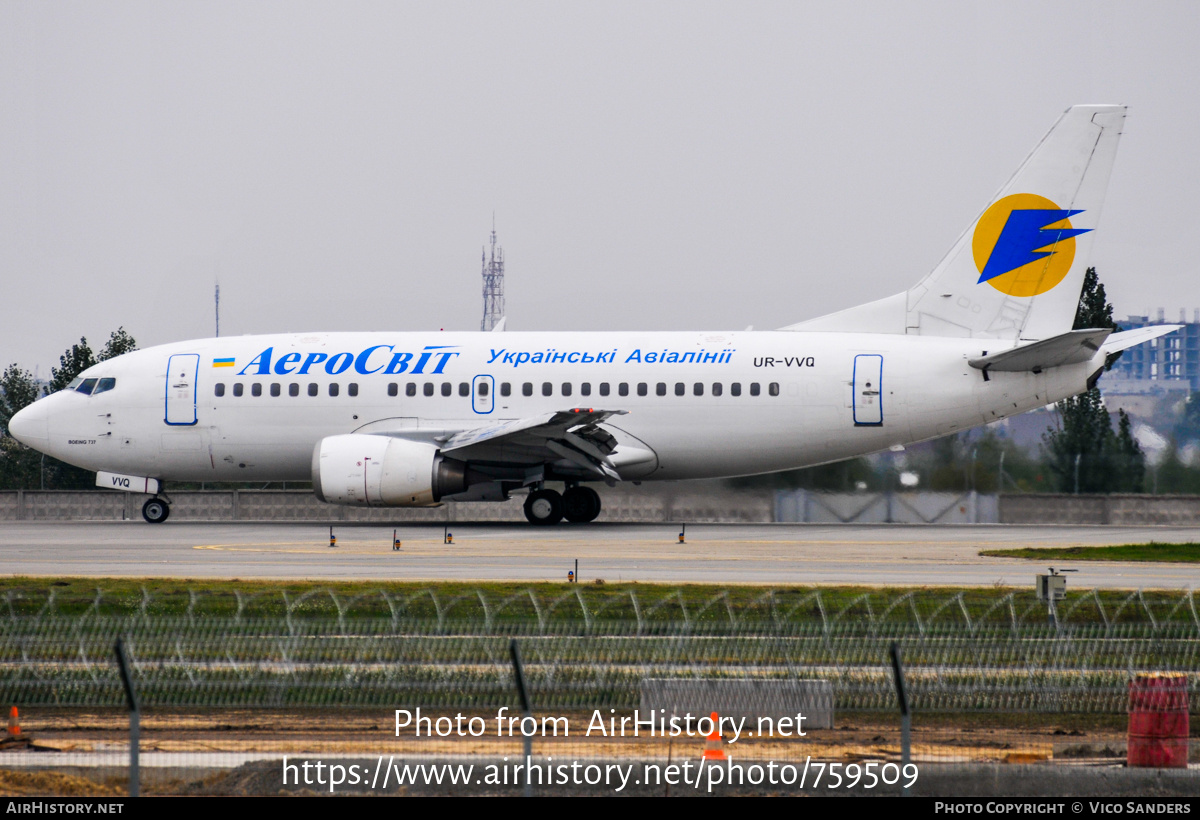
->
775;490;999;523
639;679;834;730
0;483;774;523
7;487;1200;525
998;494;1200;526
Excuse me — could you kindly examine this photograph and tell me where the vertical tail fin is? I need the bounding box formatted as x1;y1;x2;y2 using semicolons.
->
905;104;1126;341
784;105;1126;340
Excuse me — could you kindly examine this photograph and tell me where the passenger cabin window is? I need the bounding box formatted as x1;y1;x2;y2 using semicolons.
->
750;383;761;396
769;382;780;396
388;383;398;397
424;383;435;397
542;382;553;397
674;382;685;396
271;383;281;397
308;383;318;397
478;381;489;397
712;382;723;397
252;383;262;397
599;383;610;397
561;382;572;397
637;383;648;397
329;383;339;397
348;383;358;397
522;382;533;397
93;378;116;395
458;382;469;397
406;383;416;397
580;383;591;397
213;383;225;397
730;383;741;397
656;383;666;396
441;382;452;397
233;383;244;397
618;383;629;397
694;382;704;396
289;383;300;397
500;382;511;397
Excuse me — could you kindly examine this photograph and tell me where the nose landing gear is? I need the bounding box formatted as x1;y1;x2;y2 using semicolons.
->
142;497;170;524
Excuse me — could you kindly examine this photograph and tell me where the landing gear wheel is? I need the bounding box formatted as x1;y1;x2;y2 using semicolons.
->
523;489;563;525
142;498;170;524
562;486;601;523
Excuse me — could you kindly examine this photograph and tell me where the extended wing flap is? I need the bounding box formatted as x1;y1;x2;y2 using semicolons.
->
968;328;1112;373
439;409;632;482
440;409;627;453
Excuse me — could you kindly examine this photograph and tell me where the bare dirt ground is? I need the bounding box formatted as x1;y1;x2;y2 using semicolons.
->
0;707;1148;796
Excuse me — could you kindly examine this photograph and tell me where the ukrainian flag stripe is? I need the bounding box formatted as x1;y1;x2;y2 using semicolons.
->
212;358;236;367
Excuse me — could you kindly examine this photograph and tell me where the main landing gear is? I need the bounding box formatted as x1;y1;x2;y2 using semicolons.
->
523;485;602;525
142;497;170;524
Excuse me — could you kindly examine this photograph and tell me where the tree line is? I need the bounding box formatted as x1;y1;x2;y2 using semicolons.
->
0;329;137;490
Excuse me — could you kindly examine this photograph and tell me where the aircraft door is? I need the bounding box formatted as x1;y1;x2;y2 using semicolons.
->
472;375;494;414
852;354;883;426
165;354;200;426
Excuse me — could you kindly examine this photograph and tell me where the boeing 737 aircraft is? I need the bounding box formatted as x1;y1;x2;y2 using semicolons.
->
8;104;1178;524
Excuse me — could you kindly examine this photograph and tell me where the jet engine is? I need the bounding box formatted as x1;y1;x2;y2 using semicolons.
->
311;434;467;506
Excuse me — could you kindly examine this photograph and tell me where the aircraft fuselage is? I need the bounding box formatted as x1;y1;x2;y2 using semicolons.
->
18;329;1093;485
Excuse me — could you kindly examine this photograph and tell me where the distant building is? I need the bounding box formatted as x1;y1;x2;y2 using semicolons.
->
1110;308;1200;392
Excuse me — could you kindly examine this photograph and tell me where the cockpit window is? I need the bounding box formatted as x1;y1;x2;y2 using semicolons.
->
67;377;83;391
93;378;116;395
76;378;98;395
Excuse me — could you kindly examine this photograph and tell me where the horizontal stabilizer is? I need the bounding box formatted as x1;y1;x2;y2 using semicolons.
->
968;328;1112;373
1100;324;1181;355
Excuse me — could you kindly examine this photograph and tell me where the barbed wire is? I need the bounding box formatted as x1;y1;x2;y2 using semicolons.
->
0;587;1195;712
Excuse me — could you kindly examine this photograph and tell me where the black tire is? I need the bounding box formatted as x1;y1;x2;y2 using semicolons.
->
523;489;563;525
562;486;601;523
142;498;170;524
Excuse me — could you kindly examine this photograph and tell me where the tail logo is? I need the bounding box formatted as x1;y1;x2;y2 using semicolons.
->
972;193;1091;297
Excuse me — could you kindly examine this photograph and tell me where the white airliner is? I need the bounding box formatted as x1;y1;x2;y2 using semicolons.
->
9;104;1177;524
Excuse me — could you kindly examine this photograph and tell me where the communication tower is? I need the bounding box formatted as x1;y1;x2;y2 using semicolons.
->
480;223;505;331
214;281;220;338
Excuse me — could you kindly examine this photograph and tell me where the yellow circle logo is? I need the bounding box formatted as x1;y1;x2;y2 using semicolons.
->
972;193;1091;297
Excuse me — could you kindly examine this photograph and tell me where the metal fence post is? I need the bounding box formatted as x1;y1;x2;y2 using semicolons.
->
510;639;532;797
888;642;910;797
113;637;140;798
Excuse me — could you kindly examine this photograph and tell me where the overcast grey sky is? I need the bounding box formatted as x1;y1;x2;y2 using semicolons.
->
3;1;1198;374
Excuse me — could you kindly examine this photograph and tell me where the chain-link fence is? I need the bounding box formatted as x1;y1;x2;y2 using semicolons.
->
0;585;1196;796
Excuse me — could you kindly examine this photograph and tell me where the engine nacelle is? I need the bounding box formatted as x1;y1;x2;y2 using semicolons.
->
311;434;467;507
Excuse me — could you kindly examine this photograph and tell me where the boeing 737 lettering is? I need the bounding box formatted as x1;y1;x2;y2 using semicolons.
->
9;104;1178;524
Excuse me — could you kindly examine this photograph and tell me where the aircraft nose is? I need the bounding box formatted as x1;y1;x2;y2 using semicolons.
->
8;401;49;451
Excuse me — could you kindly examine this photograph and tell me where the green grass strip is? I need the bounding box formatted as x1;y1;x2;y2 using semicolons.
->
980;543;1200;563
0;576;1194;626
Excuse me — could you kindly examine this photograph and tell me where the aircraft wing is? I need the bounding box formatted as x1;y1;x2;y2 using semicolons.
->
438;408;634;481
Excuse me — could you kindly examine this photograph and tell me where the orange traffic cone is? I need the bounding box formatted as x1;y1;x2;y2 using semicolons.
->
7;706;20;736
702;711;726;761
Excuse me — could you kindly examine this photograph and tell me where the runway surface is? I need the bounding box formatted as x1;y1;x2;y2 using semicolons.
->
1;522;1198;588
